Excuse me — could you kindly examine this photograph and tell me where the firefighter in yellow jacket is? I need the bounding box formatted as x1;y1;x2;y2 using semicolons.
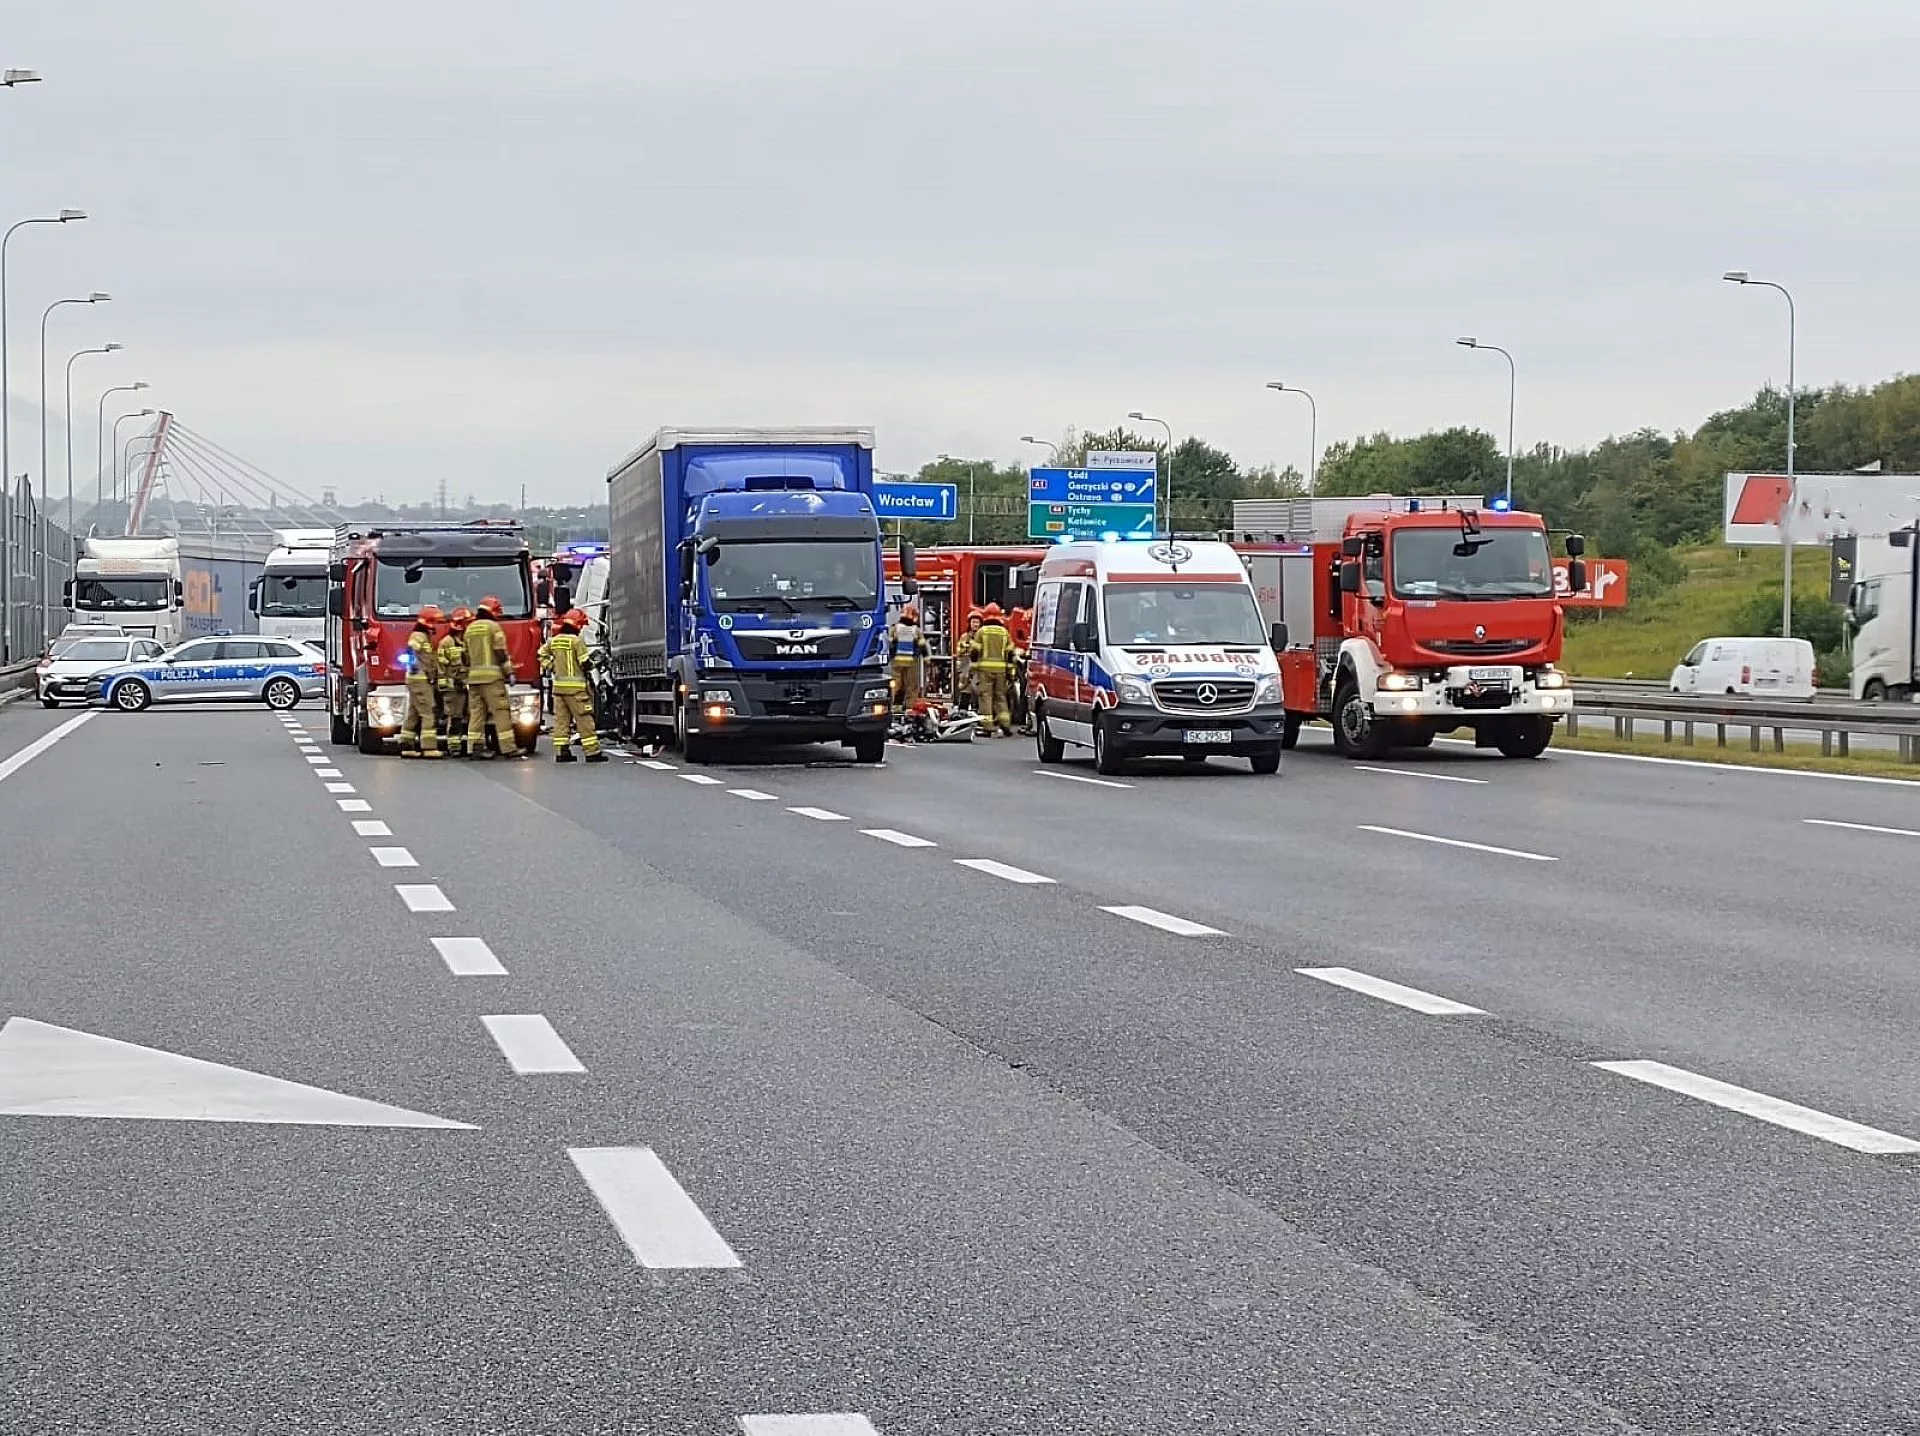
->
540;608;605;764
400;606;444;758
889;604;929;707
463;595;516;759
971;603;1016;738
435;608;472;757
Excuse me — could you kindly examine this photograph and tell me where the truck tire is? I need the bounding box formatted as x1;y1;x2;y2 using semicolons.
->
354;706;385;756
1402;725;1436;749
852;732;887;764
1280;713;1303;750
1495;716;1553;759
1092;713;1128;775
1248;744;1283;775
1332;677;1386;759
330;708;353;746
1863;679;1887;702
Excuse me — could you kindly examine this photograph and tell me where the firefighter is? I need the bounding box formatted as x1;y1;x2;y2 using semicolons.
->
972;603;1016;738
1008;605;1034;733
400;605;444;759
889;603;929;708
541;608;605;764
435;608;472;757
464;594;515;760
954;608;984;711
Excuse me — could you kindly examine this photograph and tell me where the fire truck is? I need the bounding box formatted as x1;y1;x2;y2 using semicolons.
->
325;520;544;755
1234;496;1586;759
880;544;1047;695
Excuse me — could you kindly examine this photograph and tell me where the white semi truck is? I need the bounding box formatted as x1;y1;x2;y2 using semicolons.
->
65;536;186;644
1847;532;1920;701
249;528;334;646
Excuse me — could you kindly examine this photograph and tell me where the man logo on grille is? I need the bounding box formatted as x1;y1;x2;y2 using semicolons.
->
1196;683;1219;706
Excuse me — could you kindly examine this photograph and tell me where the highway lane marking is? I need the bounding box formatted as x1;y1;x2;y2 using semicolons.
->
370;847;418;868
1352;765;1489;786
1497;741;1920;788
789;806;849;821
325;782;357;794
955;858;1056;885
396;884;454;913
432;937;506;976
0;710;94;787
337;798;372;812
1358;824;1557;862
679;773;725;786
304;755;329;764
1034;769;1134;790
1099;905;1225;937
639;759;677;771
480;1015;584;1074
315;768;343;778
729;788;780;801
1804;818;1920;838
740;1418;879;1435
863;828;937;848
1295;966;1486;1016
1593;1059;1920;1155
568;1146;743;1269
352;820;392;837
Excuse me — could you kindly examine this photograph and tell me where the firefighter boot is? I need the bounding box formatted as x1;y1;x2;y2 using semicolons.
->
585;751;608;764
555;749;577;764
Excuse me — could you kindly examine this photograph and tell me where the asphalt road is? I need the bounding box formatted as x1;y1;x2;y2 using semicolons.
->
4;700;1919;1434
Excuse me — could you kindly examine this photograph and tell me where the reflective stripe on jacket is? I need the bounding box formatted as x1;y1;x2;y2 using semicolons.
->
972;622;1013;672
406;629;440;685
540;632;593;691
890;622;926;664
435;635;467;690
464;617;508;683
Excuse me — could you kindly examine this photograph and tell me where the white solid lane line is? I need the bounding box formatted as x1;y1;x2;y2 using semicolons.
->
740;1417;879;1435
396;884;454;913
1594;1059;1920;1155
863;828;937;848
729;788;779;801
432;936;506;975
1033;769;1133;790
1099;905;1226;937
1804;818;1920;838
1352;765;1489;786
325;782;357;794
955;857;1055;885
337;798;372;812
638;759;677;771
370;847;417;868
679;773;725;786
1296;966;1486;1016
352;820;392;837
568;1146;742;1269
1358;824;1556;862
789;806;849;821
315;768;343;778
481;1015;585;1074
0;711;94;787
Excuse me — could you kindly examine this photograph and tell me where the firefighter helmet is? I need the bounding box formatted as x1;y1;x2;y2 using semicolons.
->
982;602;1005;621
417;604;445;626
901;604;919;623
450;607;473;628
562;608;589;630
478;595;504;617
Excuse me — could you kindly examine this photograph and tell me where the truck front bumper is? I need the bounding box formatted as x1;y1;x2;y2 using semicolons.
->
1103;702;1287;752
688;673;892;743
1370;667;1571;721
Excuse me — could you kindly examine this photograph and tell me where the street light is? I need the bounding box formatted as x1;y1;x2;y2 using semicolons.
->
114;410;154;508
66;347;125;530
94;378;142;508
1127;411;1174;536
3;69;43;87
1;209;88;537
1723;270;1799;639
1455;338;1516;509
1019;434;1061;463
40;292;110;528
1264;382;1319;494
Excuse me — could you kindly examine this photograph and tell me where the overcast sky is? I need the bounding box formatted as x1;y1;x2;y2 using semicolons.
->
7;1;1919;509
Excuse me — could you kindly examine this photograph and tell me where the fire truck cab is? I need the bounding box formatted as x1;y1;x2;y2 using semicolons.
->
880;544;1046;696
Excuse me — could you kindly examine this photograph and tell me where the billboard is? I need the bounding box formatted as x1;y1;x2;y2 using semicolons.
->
1553;557;1628;609
1725;472;1920;546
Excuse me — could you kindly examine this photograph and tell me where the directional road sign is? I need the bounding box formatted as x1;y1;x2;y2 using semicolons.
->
1027;467;1157;505
1028;501;1160;540
872;480;959;522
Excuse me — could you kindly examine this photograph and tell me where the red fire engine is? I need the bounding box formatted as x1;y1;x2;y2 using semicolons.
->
880;543;1047;695
1236;497;1586;759
325;520;544;755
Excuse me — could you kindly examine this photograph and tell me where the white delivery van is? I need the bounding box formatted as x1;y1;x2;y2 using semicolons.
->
1669;637;1816;699
1026;538;1288;774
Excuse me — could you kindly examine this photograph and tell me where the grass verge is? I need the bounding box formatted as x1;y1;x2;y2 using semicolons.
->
1552;727;1920;780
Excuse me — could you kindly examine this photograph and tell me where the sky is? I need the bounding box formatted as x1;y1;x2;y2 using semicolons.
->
6;0;1920;510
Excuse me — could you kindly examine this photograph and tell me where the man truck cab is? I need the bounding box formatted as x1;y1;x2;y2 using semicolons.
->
1026;539;1287;775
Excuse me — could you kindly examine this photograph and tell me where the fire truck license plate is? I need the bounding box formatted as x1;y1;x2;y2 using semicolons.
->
1469;667;1511;683
1183;729;1233;744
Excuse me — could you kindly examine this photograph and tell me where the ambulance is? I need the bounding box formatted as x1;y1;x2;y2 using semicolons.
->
1027;539;1288;775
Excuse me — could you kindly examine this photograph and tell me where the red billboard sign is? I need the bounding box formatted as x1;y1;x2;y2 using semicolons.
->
1553;557;1628;609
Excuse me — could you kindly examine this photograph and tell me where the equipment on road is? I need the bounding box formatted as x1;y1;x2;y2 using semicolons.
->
63;536;186;645
601;428;893;765
1234;497;1584;760
1026;539;1286;775
891;697;980;744
326;521;543;756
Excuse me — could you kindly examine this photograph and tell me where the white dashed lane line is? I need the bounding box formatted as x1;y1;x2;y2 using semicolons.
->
1804;817;1920;838
789;807;848;822
638;759;677;771
1352;765;1489;786
337;799;372;812
679;773;725;786
1295;966;1486;1016
1033;769;1133;790
352;820;392;837
862;829;937;848
396;884;454;913
325;782;357;794
1357;824;1556;862
568;1146;743;1269
481;1015;585;1074
432;937;506;975
728;788;780;802
1593;1060;1920;1155
370;847;418;868
954;858;1055;885
739;1417;879;1435
1099;905;1225;937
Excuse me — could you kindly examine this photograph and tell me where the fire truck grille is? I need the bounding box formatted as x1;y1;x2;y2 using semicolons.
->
1426;638;1533;657
1153;678;1256;714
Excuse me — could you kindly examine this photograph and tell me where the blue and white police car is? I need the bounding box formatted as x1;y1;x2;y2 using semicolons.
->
88;633;329;713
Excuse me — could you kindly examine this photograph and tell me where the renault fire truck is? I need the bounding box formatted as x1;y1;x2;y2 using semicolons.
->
1237;496;1585;759
325;520;543;755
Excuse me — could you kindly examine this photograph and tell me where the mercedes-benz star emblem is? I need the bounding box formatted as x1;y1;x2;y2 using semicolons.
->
1196;683;1219;706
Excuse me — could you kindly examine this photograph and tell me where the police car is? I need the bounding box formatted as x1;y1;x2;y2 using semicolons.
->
88;633;329;712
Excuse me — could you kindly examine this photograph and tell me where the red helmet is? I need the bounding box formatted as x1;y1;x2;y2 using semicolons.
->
901;604;919;623
417;604;445;625
562;608;589;629
450;607;474;629
478;595;504;617
967;608;984;625
982;603;1004;621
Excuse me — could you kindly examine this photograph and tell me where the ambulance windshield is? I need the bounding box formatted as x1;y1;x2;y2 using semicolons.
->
1103;583;1267;647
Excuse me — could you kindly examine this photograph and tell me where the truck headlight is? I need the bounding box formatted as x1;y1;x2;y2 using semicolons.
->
1379;671;1420;692
862;684;891;702
1115;676;1152;704
1536;668;1568;689
1254;675;1282;704
510;690;543;723
367;692;407;725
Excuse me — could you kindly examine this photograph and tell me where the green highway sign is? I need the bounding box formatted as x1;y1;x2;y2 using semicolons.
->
1027;501;1157;540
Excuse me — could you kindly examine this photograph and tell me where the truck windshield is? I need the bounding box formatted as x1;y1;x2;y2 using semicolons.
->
73;576;169;610
1103;583;1268;647
706;539;879;612
259;573;327;617
1391;528;1552;599
375;558;532;618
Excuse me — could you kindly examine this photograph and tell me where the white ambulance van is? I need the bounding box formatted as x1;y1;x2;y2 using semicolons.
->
1026;539;1288;775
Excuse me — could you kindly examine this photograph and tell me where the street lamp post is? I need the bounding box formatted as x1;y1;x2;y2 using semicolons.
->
40;292;110;534
1127;411;1174;536
1723;270;1799;639
95;381;141;507
1019;434;1061;464
66;350;127;534
1455;338;1516;508
1264;382;1318;494
115;411;154;511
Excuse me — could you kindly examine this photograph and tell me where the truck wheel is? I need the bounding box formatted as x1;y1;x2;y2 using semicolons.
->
354;707;385;756
1495;717;1554;760
112;679;152;713
1402;725;1435;749
1280;713;1303;750
1248;745;1283;775
262;677;301;711
1332;678;1386;759
330;709;353;746
1092;713;1128;775
1035;711;1066;764
1863;680;1887;702
852;732;887;764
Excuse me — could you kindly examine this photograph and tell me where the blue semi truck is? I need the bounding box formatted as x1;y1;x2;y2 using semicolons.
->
602;427;901;764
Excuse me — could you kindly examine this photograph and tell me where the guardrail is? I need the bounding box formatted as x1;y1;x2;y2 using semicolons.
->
1568;682;1920;762
0;659;37;705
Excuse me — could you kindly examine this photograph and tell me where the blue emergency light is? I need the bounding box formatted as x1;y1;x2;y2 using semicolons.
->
1488;496;1511;512
1406;498;1421;512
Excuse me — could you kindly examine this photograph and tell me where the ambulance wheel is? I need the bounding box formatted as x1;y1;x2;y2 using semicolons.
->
1332;677;1386;760
1092;714;1128;775
1035;712;1065;764
853;733;887;764
1280;714;1303;750
1248;745;1283;775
